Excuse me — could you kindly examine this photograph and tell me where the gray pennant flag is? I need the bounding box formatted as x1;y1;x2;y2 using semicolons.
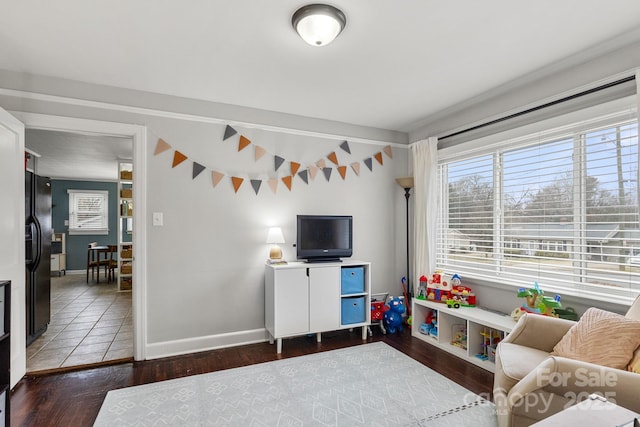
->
192;162;206;179
274;155;285;171
322;167;332;181
339;141;351;154
250;179;262;195
298;170;309;184
364;157;373;171
223;125;237;141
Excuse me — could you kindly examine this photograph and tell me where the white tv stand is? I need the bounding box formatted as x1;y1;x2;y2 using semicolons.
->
265;260;371;353
412;298;517;372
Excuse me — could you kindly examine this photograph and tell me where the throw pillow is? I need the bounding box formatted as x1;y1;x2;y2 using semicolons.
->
629;347;640;374
551;307;640;370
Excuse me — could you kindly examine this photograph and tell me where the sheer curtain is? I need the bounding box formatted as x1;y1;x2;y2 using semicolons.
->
411;137;438;284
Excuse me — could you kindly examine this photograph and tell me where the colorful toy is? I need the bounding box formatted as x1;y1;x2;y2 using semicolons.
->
419;309;438;337
451;324;467;349
475;327;503;361
371;300;389;322
426;271;453;302
417;275;428;300
514;282;562;319
383;297;406;334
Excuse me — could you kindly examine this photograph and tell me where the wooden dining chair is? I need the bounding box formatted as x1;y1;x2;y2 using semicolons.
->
107;245;118;283
86;242;99;282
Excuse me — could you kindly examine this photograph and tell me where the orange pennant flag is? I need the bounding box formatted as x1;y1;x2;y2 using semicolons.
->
238;135;251;151
268;179;278;193
154;138;171;155
383;145;393;158
327;151;339;165
255;145;266;161
282;176;293;191
338;166;347;180
374;152;383;165
316;159;326;169
290;161;301;176
350;162;361;176
308;166;318;180
231;176;244;193
172;151;188;168
212;171;224;187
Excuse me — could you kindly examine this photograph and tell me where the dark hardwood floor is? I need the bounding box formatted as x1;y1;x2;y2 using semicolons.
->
11;329;494;426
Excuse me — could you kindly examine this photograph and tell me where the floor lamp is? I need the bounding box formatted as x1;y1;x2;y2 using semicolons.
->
395;177;414;298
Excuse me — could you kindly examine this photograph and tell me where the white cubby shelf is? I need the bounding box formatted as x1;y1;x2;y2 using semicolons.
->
412;298;517;372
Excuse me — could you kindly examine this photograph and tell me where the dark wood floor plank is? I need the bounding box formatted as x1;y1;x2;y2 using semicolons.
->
11;330;494;426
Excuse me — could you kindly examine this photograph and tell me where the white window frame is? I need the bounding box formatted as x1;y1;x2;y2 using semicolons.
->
436;97;639;303
68;189;109;235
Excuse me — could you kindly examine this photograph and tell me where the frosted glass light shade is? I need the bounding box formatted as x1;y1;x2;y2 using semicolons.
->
292;4;346;47
395;177;414;189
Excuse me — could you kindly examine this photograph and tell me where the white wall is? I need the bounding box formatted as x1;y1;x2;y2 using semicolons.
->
0;71;410;358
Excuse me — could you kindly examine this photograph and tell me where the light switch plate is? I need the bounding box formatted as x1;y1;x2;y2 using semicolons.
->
152;212;163;226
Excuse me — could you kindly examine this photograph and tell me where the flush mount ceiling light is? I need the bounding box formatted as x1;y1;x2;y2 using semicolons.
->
292;4;346;47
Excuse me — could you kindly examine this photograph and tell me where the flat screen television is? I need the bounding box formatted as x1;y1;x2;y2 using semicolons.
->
296;215;353;262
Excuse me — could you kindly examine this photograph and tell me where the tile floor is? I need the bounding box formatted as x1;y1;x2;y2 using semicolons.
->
27;273;133;372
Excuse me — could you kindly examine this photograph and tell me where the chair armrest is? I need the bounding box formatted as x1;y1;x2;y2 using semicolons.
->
509;356;640;413
502;313;575;352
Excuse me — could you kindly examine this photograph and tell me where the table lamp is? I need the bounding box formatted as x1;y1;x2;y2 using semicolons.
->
266;227;285;260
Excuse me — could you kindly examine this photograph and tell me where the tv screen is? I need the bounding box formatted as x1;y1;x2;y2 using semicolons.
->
296;215;353;262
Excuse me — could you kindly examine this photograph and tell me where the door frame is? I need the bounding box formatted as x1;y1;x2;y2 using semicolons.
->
12;111;148;362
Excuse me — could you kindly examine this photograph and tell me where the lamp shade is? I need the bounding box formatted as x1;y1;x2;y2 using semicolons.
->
292;4;346;47
266;227;285;244
395;177;414;189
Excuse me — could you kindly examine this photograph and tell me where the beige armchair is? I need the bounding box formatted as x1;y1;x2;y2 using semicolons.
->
493;296;640;427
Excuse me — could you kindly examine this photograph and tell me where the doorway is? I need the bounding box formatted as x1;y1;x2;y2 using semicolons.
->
14;112;147;372
25;128;134;371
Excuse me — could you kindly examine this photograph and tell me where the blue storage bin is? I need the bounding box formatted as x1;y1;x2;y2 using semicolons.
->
341;296;366;325
341;267;365;294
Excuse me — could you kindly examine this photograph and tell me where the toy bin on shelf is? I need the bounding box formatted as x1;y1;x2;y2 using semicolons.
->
341;296;366;325
341;267;365;294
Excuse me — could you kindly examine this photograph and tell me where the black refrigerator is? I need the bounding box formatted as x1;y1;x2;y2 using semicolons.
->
25;171;52;346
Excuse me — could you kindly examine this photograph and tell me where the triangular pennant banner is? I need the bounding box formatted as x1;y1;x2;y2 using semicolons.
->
223;125;237;141
316;159;326;169
274;155;285;171
238;135;251;151
327;152;339;165
172;151;188;168
255;146;266;161
282;176;293;191
250;179;262;195
268;179;278;193
298;170;309;184
231;176;244;193
290;161;301;176
350;162;361;176
192;162;206;179
338;166;347;180
383;145;393;158
308;166;318;180
322;167;332;181
374;152;384;165
364;157;373;171
154;138;171;155
339;141;351;154
212;171;224;187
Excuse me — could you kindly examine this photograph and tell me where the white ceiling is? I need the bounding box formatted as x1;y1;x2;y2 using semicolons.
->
4;1;640;179
26;129;132;181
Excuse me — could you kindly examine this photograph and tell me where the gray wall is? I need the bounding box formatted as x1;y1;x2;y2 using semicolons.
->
51;179;118;271
0;69;410;356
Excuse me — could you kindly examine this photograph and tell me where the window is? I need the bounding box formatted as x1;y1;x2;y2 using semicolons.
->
437;104;639;301
68;190;109;235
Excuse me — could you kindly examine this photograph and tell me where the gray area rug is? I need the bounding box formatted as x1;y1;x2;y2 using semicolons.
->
94;342;497;426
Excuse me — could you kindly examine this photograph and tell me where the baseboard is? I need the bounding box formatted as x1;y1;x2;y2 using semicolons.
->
145;328;270;360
